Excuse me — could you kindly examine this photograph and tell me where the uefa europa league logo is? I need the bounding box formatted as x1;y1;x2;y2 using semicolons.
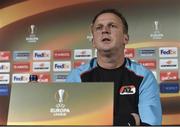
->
150;20;164;39
58;89;65;103
26;24;39;43
50;89;70;116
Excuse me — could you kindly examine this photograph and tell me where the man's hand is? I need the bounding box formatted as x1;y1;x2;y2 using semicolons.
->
131;113;140;125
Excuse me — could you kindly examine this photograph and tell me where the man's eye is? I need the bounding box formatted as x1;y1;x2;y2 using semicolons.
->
111;24;116;28
95;26;102;30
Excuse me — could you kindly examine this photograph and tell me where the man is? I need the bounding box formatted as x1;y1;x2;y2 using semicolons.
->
66;9;162;125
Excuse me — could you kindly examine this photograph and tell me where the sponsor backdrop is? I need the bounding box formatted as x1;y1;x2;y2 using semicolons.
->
0;0;180;125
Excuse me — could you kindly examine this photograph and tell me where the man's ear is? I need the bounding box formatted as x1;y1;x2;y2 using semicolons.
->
123;34;129;45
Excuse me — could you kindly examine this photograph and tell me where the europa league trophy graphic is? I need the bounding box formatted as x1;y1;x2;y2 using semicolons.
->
58;89;65;103
30;25;35;35
26;24;39;43
154;21;158;31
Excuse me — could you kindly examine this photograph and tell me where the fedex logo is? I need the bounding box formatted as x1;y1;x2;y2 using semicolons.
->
0;51;10;61
33;50;51;60
0;62;10;72
53;61;71;72
124;48;135;58
12;74;30;83
160;71;178;81
0;74;10;84
159;47;177;57
119;85;136;95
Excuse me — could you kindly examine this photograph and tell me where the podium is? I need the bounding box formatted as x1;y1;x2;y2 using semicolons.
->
1;83;114;125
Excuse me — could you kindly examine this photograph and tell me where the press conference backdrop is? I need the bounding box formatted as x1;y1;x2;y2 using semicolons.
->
0;0;180;125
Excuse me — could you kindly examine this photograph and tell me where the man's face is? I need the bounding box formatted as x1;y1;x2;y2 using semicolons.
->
91;13;128;53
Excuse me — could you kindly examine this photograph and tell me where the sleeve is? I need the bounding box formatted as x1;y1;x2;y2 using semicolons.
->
138;70;162;125
66;69;81;83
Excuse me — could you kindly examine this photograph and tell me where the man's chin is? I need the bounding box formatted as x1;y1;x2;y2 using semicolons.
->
98;49;113;55
100;49;111;52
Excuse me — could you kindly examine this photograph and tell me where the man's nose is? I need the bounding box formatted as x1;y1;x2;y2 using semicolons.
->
102;26;110;34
